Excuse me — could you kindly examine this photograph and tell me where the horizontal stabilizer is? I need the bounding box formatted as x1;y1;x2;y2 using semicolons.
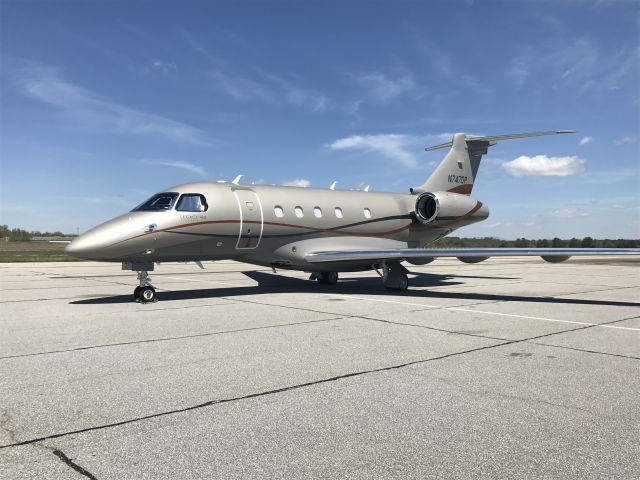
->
425;130;575;151
306;248;639;263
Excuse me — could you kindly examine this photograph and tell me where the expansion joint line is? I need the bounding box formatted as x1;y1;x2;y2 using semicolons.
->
0;312;636;451
52;449;98;480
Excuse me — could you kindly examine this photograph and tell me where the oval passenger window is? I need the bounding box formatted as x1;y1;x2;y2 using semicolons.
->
274;206;284;218
294;206;304;218
314;207;322;218
335;207;343;218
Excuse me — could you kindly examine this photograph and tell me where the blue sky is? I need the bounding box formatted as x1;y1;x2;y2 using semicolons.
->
1;0;638;238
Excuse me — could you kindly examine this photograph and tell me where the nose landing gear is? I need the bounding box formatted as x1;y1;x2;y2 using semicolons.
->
122;262;157;303
134;271;157;303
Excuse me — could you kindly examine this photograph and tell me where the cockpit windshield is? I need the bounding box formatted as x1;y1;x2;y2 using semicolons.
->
176;194;208;212
132;192;179;212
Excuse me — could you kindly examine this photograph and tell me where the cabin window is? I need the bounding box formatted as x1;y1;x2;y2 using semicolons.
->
314;207;322;218
274;206;284;218
363;208;372;218
176;194;208;212
132;192;179;212
294;206;304;218
335;207;343;218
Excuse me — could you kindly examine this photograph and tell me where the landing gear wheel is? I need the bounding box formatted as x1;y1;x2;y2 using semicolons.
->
317;271;339;285
397;273;409;291
385;273;409;291
381;261;410;292
139;286;157;303
133;286;142;300
325;271;338;285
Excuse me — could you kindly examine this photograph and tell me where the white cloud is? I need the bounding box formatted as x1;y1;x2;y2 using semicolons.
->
355;73;415;102
209;70;274;103
282;179;311;187
260;72;331;112
550;208;591;219
141;160;206;177
16;64;208;145
578;136;594;146
328;134;419;168
506;55;529;88
502;155;586;176
614;136;637;145
506;39;638;96
151;61;177;73
209;69;331;112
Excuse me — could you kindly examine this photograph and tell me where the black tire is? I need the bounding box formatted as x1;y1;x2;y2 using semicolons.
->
384;274;409;291
139;286;156;303
133;286;142;300
317;272;339;285
398;273;409;291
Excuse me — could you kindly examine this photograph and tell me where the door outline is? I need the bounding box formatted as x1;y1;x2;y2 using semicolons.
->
232;189;264;249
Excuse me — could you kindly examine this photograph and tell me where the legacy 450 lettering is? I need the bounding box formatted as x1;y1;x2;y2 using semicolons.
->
448;174;468;184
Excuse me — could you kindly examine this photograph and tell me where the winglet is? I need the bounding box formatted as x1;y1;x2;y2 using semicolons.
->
329;181;337;190
232;175;243;185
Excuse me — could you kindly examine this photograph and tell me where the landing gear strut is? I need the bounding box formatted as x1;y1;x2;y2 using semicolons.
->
123;262;157;303
134;271;157;303
378;261;409;291
310;271;339;285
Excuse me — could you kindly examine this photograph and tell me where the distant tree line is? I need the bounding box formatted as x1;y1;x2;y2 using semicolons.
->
0;225;77;241
434;236;639;248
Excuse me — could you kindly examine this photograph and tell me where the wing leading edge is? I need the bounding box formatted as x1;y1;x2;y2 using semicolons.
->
305;248;640;263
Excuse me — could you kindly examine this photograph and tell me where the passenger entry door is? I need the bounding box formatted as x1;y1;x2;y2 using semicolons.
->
233;189;263;249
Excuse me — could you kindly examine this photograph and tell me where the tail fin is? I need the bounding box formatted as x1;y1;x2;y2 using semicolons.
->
411;130;574;195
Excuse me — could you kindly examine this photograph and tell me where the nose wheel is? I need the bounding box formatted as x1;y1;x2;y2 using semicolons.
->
134;271;157;303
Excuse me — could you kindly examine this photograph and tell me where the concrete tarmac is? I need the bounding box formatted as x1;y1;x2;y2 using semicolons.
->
0;257;638;479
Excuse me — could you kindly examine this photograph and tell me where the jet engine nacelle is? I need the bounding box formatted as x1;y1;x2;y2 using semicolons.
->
458;256;489;264
414;191;488;226
541;255;570;263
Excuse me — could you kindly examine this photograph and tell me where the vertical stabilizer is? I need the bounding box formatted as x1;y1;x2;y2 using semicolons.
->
411;130;574;195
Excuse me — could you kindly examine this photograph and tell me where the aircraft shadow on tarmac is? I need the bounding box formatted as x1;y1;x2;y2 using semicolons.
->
71;271;640;308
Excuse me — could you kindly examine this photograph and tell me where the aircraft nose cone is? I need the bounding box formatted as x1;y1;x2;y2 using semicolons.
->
65;233;101;260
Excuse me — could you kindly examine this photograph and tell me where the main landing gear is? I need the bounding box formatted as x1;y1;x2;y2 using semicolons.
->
377;261;409;291
309;262;410;292
310;271;339;285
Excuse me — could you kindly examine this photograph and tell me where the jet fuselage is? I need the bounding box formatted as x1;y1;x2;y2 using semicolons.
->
66;182;489;272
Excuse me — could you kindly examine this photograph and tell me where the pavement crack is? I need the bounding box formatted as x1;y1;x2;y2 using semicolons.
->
528;341;640;360
52;449;98;480
356;316;508;341
215;296;512;341
0;339;514;450
0;317;347;360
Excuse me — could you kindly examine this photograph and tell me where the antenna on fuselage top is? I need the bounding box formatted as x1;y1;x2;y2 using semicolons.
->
232;175;243;185
329;181;337;190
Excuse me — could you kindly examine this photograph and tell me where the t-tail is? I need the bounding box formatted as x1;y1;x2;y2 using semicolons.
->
410;130;575;195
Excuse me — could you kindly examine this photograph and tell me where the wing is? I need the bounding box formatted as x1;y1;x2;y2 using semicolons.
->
305;248;640;263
